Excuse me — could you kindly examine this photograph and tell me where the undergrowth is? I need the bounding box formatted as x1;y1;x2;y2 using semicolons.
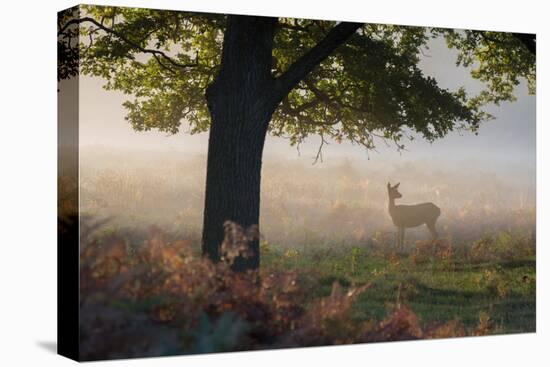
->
74;220;508;361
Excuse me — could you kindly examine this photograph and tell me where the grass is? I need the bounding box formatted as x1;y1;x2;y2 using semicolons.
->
261;234;536;334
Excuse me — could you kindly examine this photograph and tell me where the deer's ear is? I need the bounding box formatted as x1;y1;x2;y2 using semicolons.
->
395;182;400;188
387;182;391;189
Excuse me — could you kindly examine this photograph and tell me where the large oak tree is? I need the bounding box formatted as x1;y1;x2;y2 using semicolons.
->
58;5;535;271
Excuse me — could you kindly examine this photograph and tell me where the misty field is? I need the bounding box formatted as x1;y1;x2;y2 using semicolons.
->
70;148;535;359
79;148;535;246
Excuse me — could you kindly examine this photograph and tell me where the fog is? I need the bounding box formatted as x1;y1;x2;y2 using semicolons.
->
79;146;535;249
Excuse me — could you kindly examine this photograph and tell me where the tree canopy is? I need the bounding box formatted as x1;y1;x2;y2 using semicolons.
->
58;5;535;154
58;5;535;270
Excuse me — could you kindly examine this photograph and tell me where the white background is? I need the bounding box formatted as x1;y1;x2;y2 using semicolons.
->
0;0;547;365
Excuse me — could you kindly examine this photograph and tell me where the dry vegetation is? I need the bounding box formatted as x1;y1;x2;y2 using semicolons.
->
74;220;503;361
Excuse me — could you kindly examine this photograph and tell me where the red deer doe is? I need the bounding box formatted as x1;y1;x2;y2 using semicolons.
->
387;182;441;250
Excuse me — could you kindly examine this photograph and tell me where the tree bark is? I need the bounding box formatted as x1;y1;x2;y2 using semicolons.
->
202;15;278;271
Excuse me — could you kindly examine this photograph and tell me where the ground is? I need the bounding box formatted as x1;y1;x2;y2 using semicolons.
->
261;232;536;334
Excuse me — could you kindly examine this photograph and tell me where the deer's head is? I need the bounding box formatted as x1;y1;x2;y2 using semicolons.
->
387;182;402;199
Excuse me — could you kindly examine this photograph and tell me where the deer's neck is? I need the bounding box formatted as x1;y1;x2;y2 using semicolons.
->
388;197;396;216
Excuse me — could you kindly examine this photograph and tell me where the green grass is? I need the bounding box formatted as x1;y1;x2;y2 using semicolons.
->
261;237;536;334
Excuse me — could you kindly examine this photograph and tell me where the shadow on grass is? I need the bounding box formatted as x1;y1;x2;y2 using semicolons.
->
351;279;535;334
452;258;535;271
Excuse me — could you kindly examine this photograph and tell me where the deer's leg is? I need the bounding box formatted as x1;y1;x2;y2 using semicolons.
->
395;228;400;248
427;222;438;241
399;227;405;251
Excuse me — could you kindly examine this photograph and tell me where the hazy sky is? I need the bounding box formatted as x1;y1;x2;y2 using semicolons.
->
76;34;535;173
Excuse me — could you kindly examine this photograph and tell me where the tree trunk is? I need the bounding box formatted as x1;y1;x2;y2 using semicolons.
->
200;16;362;271
202;15;278;271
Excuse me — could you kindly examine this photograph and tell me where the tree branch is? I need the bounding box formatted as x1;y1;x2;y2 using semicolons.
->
274;21;362;102
281;95;321;114
58;17;199;70
478;31;536;57
303;77;369;115
512;33;536;55
304;78;334;105
313;133;328;164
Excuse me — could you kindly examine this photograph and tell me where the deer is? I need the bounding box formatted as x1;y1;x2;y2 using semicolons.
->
387;182;441;250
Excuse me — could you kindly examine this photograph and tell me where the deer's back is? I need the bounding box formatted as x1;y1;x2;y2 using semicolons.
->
391;202;440;228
